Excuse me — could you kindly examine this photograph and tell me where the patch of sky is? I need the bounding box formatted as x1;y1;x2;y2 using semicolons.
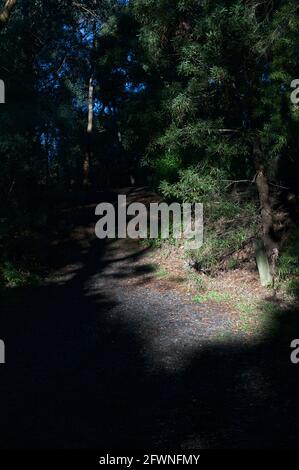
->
125;82;146;93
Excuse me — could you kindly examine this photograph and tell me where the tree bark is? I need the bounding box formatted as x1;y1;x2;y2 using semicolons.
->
0;0;17;26
83;76;94;188
252;135;279;284
255;165;279;280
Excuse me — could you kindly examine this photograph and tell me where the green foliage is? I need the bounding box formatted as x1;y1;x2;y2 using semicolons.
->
0;261;39;287
285;279;299;298
159;164;259;272
190;226;253;273
278;229;299;280
159;165;227;204
1;0;299;288
152;151;182;183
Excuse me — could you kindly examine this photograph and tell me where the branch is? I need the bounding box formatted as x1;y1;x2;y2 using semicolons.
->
269;182;289;190
215;128;242;133
0;0;17;27
224;179;255;189
72;1;102;21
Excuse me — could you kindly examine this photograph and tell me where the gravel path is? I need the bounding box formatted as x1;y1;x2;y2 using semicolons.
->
86;239;234;375
1;199;298;449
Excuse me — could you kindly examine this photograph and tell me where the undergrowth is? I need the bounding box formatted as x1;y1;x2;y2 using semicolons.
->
160;165;260;273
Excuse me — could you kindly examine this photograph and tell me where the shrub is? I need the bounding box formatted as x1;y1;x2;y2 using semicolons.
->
152;151;182;183
278;229;299;280
0;261;28;287
159;165;227;205
159;164;259;272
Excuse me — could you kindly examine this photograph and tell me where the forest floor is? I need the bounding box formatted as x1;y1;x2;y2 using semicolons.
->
1;188;299;448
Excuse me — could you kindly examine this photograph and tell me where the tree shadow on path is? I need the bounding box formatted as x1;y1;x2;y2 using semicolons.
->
0;193;299;448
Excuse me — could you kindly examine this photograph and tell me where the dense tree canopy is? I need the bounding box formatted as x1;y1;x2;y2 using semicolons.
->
0;0;299;280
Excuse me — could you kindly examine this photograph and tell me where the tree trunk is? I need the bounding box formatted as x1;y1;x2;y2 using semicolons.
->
254;239;273;287
0;0;17;26
255;165;279;281
83;76;94;188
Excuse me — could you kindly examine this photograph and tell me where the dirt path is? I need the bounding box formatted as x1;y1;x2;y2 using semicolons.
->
0;192;298;448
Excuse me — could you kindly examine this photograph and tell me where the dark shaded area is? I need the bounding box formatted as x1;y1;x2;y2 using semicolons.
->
0;196;299;449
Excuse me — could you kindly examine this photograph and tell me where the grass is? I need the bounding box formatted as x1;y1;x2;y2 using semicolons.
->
193;290;233;303
236;302;256;316
154;266;168;278
233;302;260;334
192;288;277;339
187;271;206;290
